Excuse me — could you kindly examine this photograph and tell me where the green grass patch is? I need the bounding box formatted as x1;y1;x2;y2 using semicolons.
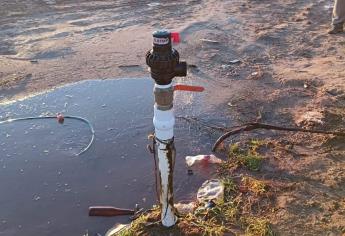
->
227;141;264;171
237;154;262;171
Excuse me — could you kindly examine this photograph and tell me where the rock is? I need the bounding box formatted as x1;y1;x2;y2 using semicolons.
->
56;113;64;124
175;202;196;215
197;179;224;203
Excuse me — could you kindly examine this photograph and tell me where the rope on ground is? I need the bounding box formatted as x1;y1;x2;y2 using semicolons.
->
0;115;95;156
212;122;345;152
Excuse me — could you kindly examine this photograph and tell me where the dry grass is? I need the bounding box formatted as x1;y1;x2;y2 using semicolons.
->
241;176;268;196
241;216;275;236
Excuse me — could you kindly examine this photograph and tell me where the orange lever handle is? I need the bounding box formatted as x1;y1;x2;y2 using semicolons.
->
174;84;204;92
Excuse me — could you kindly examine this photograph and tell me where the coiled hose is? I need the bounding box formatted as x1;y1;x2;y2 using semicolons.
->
0;115;95;156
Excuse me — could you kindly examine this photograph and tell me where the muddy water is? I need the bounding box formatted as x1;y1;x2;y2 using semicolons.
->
0;78;225;236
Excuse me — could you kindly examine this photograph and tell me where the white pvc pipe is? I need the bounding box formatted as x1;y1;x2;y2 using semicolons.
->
153;82;177;227
156;140;177;227
153;106;174;140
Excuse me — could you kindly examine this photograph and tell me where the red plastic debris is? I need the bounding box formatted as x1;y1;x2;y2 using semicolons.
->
57;113;64;124
171;32;180;43
185;154;222;167
200;155;210;165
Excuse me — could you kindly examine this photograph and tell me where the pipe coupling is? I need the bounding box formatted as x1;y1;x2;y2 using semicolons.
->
154;86;174;110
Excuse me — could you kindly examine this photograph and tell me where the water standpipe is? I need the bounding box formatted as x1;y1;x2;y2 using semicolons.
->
146;30;204;227
87;30;204;229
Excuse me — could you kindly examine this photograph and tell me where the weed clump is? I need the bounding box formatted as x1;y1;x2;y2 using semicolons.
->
225;140;265;171
118;140;276;236
237;154;262;171
118;175;275;236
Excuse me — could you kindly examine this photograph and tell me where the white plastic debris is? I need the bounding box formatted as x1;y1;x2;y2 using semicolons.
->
197;179;224;203
33;195;41;201
185;154;223;167
200;38;219;43
229;59;241;64
105;224;129;236
175;202;196;215
227;102;236;107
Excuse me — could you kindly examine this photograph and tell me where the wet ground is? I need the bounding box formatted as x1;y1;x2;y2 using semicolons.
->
0;78;229;235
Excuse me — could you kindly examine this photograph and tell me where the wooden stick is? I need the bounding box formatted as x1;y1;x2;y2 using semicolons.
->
89;206;135;217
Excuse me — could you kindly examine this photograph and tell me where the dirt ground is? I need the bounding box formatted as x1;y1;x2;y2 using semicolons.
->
0;0;344;235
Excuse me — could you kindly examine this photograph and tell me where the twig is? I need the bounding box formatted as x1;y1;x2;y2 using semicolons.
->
212;122;345;152
5;56;38;63
200;38;219;44
118;64;140;68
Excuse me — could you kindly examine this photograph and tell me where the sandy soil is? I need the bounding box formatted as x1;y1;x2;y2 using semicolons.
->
0;0;344;235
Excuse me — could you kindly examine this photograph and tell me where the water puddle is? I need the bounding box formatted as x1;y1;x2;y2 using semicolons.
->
0;78;221;236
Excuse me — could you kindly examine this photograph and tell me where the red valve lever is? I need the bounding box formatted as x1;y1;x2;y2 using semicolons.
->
171;32;180;43
174;84;204;92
